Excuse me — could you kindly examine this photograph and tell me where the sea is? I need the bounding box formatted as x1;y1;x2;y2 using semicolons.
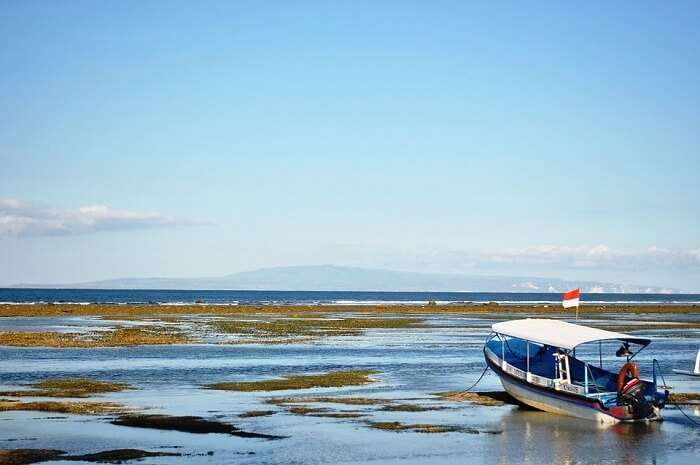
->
1;288;699;305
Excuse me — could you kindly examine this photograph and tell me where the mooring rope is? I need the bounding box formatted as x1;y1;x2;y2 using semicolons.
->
459;334;496;394
654;359;700;427
460;364;491;393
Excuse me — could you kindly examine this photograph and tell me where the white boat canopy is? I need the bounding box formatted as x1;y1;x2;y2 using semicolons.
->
491;318;651;351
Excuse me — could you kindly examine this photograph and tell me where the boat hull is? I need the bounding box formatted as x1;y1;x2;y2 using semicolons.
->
497;370;620;424
485;353;661;424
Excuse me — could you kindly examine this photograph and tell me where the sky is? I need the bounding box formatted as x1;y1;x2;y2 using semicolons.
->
1;1;699;291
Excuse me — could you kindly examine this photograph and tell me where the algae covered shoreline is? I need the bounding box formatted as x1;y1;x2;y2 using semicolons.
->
1;302;699;318
0;303;698;348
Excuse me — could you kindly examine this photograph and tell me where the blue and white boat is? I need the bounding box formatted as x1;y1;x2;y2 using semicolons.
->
484;318;668;424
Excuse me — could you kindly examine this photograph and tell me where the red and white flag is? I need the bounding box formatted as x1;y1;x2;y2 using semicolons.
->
562;288;580;308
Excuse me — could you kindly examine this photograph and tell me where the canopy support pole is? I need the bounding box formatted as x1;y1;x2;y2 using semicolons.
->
526;341;530;374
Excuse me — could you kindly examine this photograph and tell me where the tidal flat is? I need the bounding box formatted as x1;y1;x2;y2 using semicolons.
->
0;305;699;464
2;302;700;317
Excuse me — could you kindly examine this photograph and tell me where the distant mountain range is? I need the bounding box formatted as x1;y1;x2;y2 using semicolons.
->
9;265;679;293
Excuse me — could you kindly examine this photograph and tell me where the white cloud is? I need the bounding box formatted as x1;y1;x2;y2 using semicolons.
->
351;243;700;276
0;198;201;238
511;281;541;290
482;244;700;270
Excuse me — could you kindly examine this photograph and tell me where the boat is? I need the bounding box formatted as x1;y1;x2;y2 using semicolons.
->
484;318;668;424
672;349;700;377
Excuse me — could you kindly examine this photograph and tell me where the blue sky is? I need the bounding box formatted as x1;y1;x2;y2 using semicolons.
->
1;1;699;290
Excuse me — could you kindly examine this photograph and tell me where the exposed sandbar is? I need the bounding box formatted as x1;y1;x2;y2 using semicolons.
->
380;403;446;412
266;396;391;406
112;414;284;440
0;327;188;348
239;410;276;418
208;370;376;392
435;391;519;406
213;317;422;337
0;378;130;398
0;448;180;465
368;421;473;434
0;449;64;465
2;303;698;318
669;392;700;404
0;399;127;415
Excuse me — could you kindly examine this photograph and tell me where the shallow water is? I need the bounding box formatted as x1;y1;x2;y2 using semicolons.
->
1;313;699;465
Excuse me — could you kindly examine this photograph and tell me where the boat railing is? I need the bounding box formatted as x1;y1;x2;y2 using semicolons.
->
486;344;586;395
585;363;602;394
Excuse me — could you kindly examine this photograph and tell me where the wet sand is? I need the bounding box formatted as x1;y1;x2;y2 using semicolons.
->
0;307;698;464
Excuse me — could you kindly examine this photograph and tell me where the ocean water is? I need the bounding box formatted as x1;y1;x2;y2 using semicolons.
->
1;288;700;305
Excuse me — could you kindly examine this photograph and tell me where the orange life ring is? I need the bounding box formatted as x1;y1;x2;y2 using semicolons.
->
617;362;639;393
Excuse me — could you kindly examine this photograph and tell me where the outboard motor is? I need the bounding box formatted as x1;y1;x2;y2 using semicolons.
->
620;378;654;419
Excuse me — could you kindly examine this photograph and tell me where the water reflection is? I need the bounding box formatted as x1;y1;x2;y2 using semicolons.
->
493;408;669;465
